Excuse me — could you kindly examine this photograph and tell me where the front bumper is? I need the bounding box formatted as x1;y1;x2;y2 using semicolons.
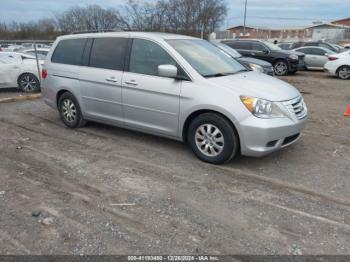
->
263;66;274;76
324;63;337;76
238;110;308;157
288;57;306;71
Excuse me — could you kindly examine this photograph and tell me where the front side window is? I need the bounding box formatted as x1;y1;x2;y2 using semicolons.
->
89;37;128;70
52;39;86;65
168;39;247;78
129;39;177;77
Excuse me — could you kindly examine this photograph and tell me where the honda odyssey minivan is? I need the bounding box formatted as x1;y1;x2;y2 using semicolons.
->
41;32;308;164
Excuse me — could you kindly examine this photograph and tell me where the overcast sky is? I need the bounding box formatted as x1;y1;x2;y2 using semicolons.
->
1;0;350;29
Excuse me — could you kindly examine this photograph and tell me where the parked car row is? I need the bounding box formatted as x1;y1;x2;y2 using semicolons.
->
215;39;349;80
0;43;51;52
221;39;305;76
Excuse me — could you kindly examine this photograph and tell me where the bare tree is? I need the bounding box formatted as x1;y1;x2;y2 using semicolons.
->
56;5;129;33
0;1;227;40
124;0;227;37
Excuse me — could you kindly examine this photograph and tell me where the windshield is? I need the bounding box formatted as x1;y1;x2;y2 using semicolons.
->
167;39;247;77
213;42;242;58
263;41;282;51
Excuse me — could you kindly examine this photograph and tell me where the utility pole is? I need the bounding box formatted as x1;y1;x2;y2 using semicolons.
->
243;0;248;37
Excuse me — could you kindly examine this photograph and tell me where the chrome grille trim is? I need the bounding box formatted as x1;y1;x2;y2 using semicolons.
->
283;96;307;120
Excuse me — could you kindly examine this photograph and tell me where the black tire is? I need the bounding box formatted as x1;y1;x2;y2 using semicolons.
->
273;60;289;76
18;73;40;93
58;92;86;128
337;65;350;80
188;113;239;164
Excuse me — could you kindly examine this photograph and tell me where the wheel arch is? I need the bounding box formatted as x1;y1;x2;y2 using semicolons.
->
181;109;241;149
56;89;71;107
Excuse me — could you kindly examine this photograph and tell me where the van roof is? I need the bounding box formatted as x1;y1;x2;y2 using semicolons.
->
57;32;198;41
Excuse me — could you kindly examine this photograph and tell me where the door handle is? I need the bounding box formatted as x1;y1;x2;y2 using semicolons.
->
124;80;138;86
106;77;118;83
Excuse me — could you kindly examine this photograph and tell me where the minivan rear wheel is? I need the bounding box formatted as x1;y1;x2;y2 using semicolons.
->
58;92;86;128
188;113;239;164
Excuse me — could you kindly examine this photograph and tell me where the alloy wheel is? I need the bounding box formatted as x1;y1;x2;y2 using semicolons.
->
19;74;39;92
338;66;350;80
195;124;224;157
274;62;288;76
61;99;77;123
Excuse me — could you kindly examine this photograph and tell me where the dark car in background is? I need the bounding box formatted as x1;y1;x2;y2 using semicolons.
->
213;42;274;76
222;39;305;76
278;42;294;50
290;41;345;53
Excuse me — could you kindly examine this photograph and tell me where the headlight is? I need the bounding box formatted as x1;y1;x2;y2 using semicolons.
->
240;96;285;119
289;54;298;60
248;63;264;73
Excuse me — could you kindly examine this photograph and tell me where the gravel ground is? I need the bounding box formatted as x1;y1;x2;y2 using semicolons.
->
0;71;349;255
0;88;26;99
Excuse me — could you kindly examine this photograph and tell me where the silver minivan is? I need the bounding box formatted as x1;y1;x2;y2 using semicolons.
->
41;32;308;164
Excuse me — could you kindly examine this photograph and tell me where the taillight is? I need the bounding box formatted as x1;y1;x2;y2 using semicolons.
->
328;56;338;61
41;69;48;79
0;47;2;51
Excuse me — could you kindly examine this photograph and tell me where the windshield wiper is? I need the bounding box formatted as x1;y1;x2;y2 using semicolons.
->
204;70;248;78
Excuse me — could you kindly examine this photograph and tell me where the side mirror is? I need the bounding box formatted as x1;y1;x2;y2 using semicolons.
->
263;49;269;54
158;64;178;78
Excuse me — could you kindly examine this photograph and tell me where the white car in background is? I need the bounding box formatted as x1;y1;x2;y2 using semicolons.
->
324;51;350;80
1;45;22;52
0;52;42;92
21;48;50;60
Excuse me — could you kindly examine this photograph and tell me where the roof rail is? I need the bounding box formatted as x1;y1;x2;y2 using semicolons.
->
71;28;130;35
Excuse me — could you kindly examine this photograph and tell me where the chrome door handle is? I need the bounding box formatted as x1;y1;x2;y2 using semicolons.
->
124;80;138;86
106;77;118;83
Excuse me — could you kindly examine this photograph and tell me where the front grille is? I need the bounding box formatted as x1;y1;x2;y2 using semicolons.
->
283;96;307;120
298;56;305;66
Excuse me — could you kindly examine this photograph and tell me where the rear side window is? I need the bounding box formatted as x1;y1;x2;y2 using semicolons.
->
311;48;326;56
226;41;251;50
297;48;313;54
52;39;86;65
89;37;128;70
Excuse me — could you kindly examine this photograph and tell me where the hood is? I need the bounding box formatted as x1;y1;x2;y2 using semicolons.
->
208;71;300;101
238;57;272;67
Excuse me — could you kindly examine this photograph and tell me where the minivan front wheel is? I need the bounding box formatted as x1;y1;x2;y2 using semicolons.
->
274;60;289;76
188;113;239;164
58;92;86;128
